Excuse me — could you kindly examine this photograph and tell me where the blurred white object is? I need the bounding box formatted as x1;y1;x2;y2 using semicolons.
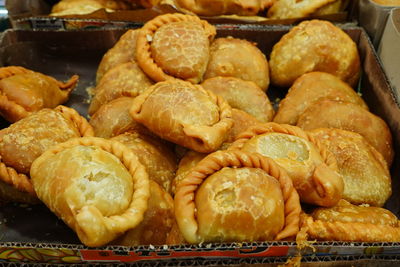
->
378;8;400;102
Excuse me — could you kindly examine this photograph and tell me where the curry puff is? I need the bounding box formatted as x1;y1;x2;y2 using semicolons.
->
269;20;360;87
175;0;275;16
225;109;261;144
174;150;301;243
310;128;391;207
274;72;368;125
297;99;394;166
0;106;93;203
136;13;216;83
50;0;131;16
204;37;270;91
229;122;343;207
130;80;233;153
30;137;150;247
201;77;274;122
0;66;78;123
300;200;400;242
112;131;177;194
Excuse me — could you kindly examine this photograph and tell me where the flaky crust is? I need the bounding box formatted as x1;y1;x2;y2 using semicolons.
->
269;20;360;88
136;13;216;83
230;122;343;207
130;80;233;153
297;99;394;166
273;72;368;125
30;137;150;247
225;109;260;144
267;0;336;19
175;150;301;243
0;106;93;203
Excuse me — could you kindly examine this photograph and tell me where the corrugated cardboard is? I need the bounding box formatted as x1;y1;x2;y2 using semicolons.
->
0;25;399;265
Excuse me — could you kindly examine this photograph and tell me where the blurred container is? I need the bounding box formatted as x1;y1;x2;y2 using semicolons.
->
378;8;400;102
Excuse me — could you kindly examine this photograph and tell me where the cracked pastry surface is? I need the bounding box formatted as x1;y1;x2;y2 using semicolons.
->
174;150;301;243
30;137;150;247
269;20;360;88
225;109;261;144
274;72;368;125
230;122;343;207
201;77;274;122
0;66;78;123
204;37;270;91
267;0;337;19
297;99;394;166
130;80;233;153
310;128;391;207
50;0;131;16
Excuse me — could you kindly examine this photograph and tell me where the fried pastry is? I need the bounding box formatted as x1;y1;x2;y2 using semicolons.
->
50;0;131;16
89;61;153;115
297;99;394;166
136;13;216;83
267;0;337;19
111;131;177;194
201;77;274;122
175;150;301;243
0;106;93;203
113;181;174;246
310;128;391;207
175;0;275;16
0;66;78;123
96;29;138;84
230;123;343;207
30;137;150;247
204;37;270;91
269;20;360;87
130;80;233;153
300;200;400;242
90;97;151;139
273;72;368;125
225;109;261;144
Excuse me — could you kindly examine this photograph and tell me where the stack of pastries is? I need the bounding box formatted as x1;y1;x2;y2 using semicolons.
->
0;13;398;248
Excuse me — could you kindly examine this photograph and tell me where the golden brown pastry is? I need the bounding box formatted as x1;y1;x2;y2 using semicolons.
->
90;97;151;139
30;137;150;247
50;0;131;16
136;13;216;84
310;128;391;207
225;109;261;144
371;0;400;6
96;29;138;84
0;66;78;123
230;122;343;207
175;0;275;16
111;131;177;194
204;37;270;91
175;150;301;243
0;106;93;203
113;181;174;246
297;99;394;166
269;20;360;88
273;72;368;125
267;0;338;19
201;77;274;122
130;80;233;153
89;61;153;115
300;200;400;242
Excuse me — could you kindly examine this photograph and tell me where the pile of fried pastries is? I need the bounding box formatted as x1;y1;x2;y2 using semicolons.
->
49;0;349;20
0;13;398;248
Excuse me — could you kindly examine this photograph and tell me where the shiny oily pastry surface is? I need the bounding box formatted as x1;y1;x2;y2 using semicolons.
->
267;0;336;19
0;66;78;123
30;137;150;247
201;77;274;122
225;109;260;144
230;123;343;207
50;0;131;16
96;29;138;84
90;97;151;139
89;61;153;115
136;13;216;83
297;99;394;166
310;128;391;207
175;0;275;16
274;72;368;125
174;150;301;244
112;131;177;194
130;80;233;153
204;37;270;91
269;20;360;88
301;200;400;242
